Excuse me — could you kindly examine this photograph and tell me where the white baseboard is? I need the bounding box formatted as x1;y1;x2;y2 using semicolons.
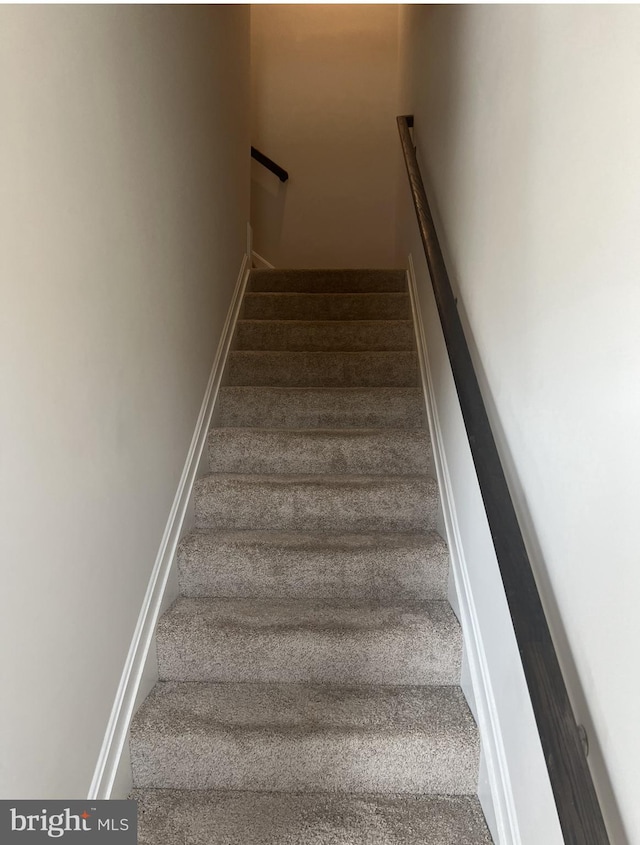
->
251;250;275;270
407;254;521;845
87;251;252;800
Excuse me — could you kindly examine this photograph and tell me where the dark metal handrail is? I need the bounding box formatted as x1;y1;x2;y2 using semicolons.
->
251;146;289;182
397;114;609;845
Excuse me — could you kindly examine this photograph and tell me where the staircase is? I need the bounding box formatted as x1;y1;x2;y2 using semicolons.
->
130;269;492;844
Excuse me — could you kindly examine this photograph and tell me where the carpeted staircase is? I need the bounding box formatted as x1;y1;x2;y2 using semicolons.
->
130;269;492;844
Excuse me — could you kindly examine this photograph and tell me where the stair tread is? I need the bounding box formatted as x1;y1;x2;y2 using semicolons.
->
132;680;475;733
155;596;461;685
248;267;408;292
194;471;437;500
215;386;426;429
245;291;410;298
207;427;432;475
180;527;445;550
243;292;411;321
159;595;459;632
219;385;422;394
177;529;448;601
226;351;418;388
196;470;432;482
209;425;429;434
130;682;479;793
132;789;492;845
237;318;413;323
193;473;439;533
234;320;414;352
228;349;416;357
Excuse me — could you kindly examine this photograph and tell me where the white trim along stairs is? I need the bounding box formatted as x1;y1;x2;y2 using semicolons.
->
88;253;252;802
93;259;497;843
407;255;520;845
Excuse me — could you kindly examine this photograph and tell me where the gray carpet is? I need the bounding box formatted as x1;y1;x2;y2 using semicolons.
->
131;791;492;845
130;268;492;843
234;319;415;351
177;530;449;600
215;386;427;429
242;291;412;321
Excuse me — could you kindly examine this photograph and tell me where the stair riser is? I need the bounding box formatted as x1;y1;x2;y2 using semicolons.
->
234;320;414;351
178;533;449;601
207;429;432;475
226;352;418;388
243;293;411;321
194;476;439;532
130;730;478;794
156;622;461;686
215;387;426;429
248;269;407;293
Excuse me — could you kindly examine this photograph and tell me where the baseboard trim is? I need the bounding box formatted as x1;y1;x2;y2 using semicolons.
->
407;254;521;845
251;250;275;270
87;252;251;800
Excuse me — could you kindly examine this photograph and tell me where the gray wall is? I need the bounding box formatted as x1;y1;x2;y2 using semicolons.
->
398;6;640;843
0;6;250;798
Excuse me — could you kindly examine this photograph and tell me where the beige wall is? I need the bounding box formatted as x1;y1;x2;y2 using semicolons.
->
251;4;398;268
398;6;640;843
0;6;249;798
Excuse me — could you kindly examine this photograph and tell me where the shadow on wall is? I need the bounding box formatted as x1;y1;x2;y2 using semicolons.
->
250;159;287;265
400;6;629;843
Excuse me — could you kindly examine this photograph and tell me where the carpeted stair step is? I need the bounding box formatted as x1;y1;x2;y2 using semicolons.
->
177;530;449;601
234;319;414;351
128;263;490;842
207;428;432;475
226;351;418;387
129;681;479;794
248;268;408;293
242;292;411;321
155;597;461;685
131;789;492;845
215;386;426;429
193;473;439;532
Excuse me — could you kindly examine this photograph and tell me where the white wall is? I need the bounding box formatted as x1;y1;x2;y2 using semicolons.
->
398;6;640;843
251;4;398;268
0;5;249;798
